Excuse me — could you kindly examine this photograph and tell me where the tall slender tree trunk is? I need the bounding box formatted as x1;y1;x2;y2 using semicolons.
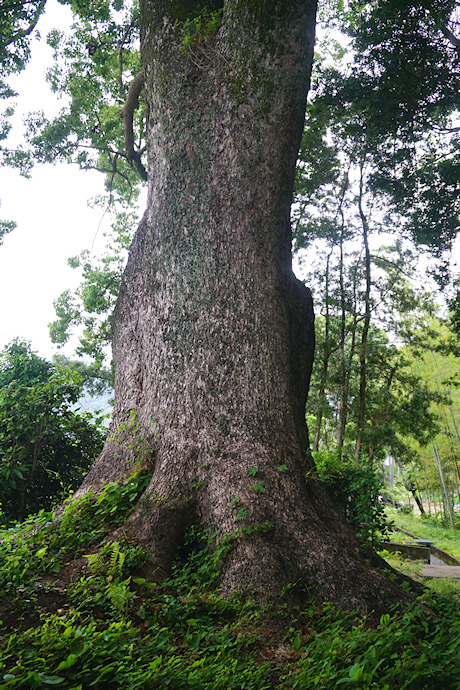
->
337;266;362;458
313;249;333;452
433;442;455;530
334;172;354;458
79;0;412;614
355;160;371;463
367;365;396;465
337;221;358;456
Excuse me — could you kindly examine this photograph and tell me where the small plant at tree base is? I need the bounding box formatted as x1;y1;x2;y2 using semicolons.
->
84;540;126;577
236;508;248;521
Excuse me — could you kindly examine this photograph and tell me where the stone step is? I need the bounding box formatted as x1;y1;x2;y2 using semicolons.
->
420;565;460;578
381;541;430;562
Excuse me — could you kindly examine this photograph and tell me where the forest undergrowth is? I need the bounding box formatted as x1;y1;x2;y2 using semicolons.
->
0;472;459;689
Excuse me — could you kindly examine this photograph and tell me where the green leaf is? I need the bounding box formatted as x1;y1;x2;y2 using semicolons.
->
349;664;364;681
380;613;390;627
57;653;77;671
39;675;65;685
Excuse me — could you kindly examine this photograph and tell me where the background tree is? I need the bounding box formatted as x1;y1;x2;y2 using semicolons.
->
345;0;459;243
49;209;135;364
0;340;106;524
295;89;443;465
25;0;146;189
294;0;459;464
400;321;460;523
0;0;48;242
52;353;113;396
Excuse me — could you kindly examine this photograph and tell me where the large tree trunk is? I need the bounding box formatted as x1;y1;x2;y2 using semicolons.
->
81;0;412;614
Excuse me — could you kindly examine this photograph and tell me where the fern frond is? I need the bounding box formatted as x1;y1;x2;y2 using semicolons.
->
109;541;120;575
84;552;104;571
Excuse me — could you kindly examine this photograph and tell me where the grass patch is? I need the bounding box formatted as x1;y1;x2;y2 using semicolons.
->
0;483;459;688
387;508;460;560
379;508;460;605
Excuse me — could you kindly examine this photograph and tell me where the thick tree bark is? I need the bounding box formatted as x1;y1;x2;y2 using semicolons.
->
80;0;413;615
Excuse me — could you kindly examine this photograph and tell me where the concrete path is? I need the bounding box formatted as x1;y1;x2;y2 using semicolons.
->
420;565;460;578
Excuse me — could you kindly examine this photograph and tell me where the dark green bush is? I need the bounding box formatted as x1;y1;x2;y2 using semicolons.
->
314;450;391;546
0;340;106;524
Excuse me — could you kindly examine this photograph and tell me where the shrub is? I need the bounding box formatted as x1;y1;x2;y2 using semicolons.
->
314;450;391;546
0;340;106;524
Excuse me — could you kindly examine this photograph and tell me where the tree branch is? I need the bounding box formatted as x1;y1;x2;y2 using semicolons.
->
440;22;460;55
119;71;147;181
371;254;413;280
2;0;46;48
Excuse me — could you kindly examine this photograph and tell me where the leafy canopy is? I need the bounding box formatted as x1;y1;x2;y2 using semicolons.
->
300;0;459;275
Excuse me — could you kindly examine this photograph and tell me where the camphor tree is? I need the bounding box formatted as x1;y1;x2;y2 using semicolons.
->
56;0;418;615
7;0;457;615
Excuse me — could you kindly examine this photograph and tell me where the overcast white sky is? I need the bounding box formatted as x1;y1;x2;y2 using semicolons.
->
0;0;117;359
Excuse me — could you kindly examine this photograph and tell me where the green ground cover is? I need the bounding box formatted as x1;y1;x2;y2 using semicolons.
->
0;480;459;689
